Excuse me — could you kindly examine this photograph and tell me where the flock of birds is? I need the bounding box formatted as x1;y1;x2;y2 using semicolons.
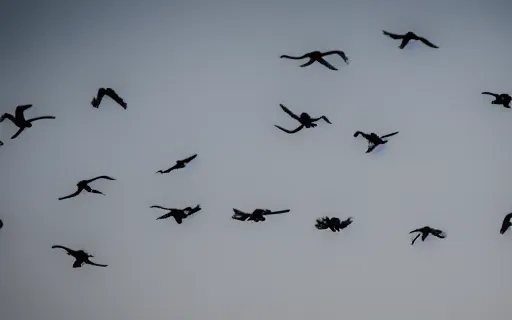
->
1;30;512;270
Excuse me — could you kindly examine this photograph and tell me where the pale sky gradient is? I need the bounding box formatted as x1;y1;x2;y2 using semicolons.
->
1;0;512;319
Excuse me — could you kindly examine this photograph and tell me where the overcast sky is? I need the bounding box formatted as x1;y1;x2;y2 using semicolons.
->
1;0;512;319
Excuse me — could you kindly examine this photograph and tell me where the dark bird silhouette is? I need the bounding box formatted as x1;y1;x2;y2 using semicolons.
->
280;50;349;70
0;140;3;146
58;176;116;200
410;226;446;245
354;131;399;153
0;104;56;139
482;92;511;108
382;30;439;49
232;208;290;222
52;245;108;268
500;213;512;235
150;205;202;224
157;154;198;174
91;88;127;109
315;216;353;232
275;104;331;134
0;218;3;230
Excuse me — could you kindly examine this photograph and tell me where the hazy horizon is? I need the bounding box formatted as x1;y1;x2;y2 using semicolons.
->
1;0;512;319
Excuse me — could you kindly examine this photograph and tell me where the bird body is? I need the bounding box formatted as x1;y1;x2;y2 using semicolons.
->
482;92;511;108
315;216;353;232
157;154;197;174
150;205;201;224
354;131;398;153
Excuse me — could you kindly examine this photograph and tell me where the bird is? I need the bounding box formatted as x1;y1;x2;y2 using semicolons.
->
315;216;353;232
150;205;202;224
0;140;3;146
156;154;197;174
231;208;290;222
354;131;399;153
482;92;511;108
0;218;3;230
52;245;108;268
275;104;331;134
382;30;439;49
280;50;349;70
500;213;512;235
0;104;56;139
91;88;128;109
58;176;116;200
409;226;446;245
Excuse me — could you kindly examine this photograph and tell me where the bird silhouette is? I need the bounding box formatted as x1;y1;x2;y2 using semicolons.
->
231;208;290;222
52;245;108;268
58;176;116;200
500;213;512;235
409;226;446;245
275;104;331;134
315;216;353;232
354;131;399;153
280;50;349;70
0;104;56;139
382;30;439;49
157;154;197;174
482;92;511;109
0;140;3;146
0;218;3;230
150;205;202;224
91;88;128;109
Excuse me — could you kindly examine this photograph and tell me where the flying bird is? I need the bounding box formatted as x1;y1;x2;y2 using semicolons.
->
315;216;353;232
52;245;108;268
275;104;331;134
157;154;198;174
0;218;3;230
354;131;399;153
91;88;128;109
0;104;56;139
280;50;349;70
150;205;202;224
500;212;512;235
382;30;439;49
409;226;446;245
0;140;3;146
482;92;511;109
232;208;290;222
58;176;116;200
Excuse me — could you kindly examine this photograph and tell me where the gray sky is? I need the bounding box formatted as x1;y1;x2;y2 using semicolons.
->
1;0;512;319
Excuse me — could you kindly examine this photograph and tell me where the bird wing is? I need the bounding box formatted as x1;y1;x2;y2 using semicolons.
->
86;260;108;267
320;116;331;124
316;57;338;71
183;154;198;163
52;245;75;255
380;131;399;139
185;205;202;217
105;88;127;109
280;53;311;60
86;175;116;183
399;38;411;49
418;37;439;48
383;30;404;39
279;104;300;121
232;209;250;221
500;213;512;234
482;92;499;97
151;205;172;211
15;104;33;119
275;125;304;134
157;212;175;220
323;51;349;64
299;58;316;68
340;217;353;229
263;209;290;216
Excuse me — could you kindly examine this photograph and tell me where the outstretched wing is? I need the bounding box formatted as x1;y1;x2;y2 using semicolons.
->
52;245;74;255
184;205;201;217
15;104;33;119
482;92;499;98
340;217;353;229
157;212;175;220
92;88;107;107
380;131;399;139
150;205;172;211
316;58;338;71
299;59;316;68
280;53;311;60
323;51;349;64
263;209;290;216
86;176;116;183
278;104;300;121
232;209;250;221
418;37;439;48
86;261;108;267
275;125;304;134
382;30;404;39
105;88;127;109
182;154;198;163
